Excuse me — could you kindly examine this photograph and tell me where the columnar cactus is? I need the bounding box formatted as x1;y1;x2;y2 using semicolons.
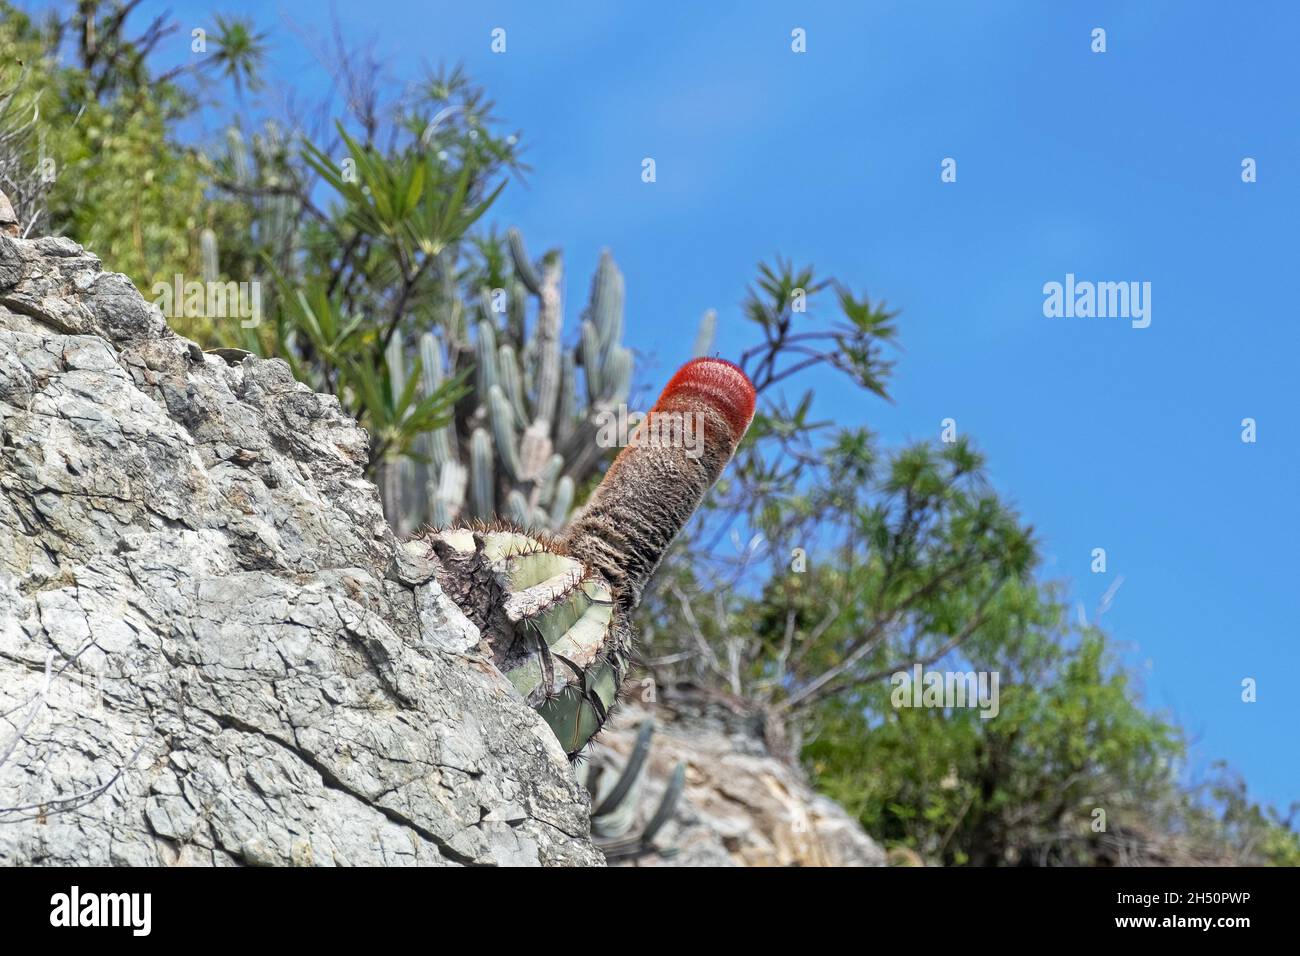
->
222;123;299;267
384;227;717;537
580;719;688;860
421;357;756;757
377;227;634;535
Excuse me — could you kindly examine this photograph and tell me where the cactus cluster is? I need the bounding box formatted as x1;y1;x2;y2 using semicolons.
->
579;719;687;861
408;229;627;534
221;124;300;269
420;357;758;758
386;227;716;536
181;124;297;337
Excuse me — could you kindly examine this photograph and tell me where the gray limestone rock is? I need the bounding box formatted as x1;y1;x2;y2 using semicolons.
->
0;236;602;867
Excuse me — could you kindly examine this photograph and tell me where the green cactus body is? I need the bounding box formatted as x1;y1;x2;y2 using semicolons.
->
603;345;633;405
383;335;414;529
508;227;543;296
517;421;552;483
591;251;624;369
391;228;672;559
427;481;451;528
226;127;252;187
419;332;454;469
427;526;633;758
579;319;603;403
385;335;407;401
497;343;528;427
396;229;640;531
506;489;530;525
522;334;536;398
577;717;688;858
536;453;564;507
507;279;527;344
422;358;755;762
475;319;499;399
557;352;578;447
200;229;219;284
549;476;575;530
589;719;653;838
487;385;522;480
532;258;563;425
429;459;466;527
469;427;494;519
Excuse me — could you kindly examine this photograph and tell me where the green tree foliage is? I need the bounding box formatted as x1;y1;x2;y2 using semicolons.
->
802;595;1182;865
0;0;268;334
642;264;1031;714
638;265;1299;866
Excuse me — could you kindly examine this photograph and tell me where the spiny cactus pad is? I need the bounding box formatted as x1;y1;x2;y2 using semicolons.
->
427;525;633;757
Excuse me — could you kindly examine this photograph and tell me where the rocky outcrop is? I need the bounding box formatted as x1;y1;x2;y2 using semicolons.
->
0;236;602;866
587;688;886;867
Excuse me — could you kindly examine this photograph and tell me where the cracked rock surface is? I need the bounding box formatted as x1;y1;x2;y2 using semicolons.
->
0;236;602;866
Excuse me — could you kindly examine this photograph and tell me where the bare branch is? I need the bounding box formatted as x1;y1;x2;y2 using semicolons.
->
0;729;153;822
0;652;53;771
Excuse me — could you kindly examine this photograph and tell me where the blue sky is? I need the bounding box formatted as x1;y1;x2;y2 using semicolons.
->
47;0;1300;809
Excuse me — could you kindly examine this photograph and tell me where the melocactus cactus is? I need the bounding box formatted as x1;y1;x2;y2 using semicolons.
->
422;357;756;756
